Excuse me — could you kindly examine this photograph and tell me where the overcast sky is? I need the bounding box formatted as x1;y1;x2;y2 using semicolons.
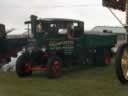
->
0;0;125;34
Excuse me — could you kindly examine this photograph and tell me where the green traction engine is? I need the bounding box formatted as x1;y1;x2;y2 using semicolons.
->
16;15;117;78
102;0;128;84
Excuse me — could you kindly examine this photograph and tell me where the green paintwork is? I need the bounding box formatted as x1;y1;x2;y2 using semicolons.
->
77;34;116;48
35;32;117;56
26;15;117;57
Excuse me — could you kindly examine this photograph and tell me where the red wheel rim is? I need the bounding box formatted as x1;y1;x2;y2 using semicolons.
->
52;60;61;77
105;55;110;65
24;61;32;72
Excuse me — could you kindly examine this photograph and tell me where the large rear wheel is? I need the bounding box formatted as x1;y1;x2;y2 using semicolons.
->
115;43;128;84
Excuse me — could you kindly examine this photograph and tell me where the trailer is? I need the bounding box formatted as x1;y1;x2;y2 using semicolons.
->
15;15;117;78
0;24;28;66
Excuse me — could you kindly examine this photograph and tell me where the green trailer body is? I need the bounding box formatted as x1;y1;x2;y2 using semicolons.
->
78;33;116;48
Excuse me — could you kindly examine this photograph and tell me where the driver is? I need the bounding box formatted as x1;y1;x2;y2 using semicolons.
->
36;22;43;33
67;23;74;40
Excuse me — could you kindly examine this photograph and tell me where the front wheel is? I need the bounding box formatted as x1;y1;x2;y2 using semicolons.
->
16;53;32;77
115;43;128;84
47;56;62;78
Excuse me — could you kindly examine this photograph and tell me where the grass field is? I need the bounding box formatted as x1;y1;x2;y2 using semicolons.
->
0;60;128;96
